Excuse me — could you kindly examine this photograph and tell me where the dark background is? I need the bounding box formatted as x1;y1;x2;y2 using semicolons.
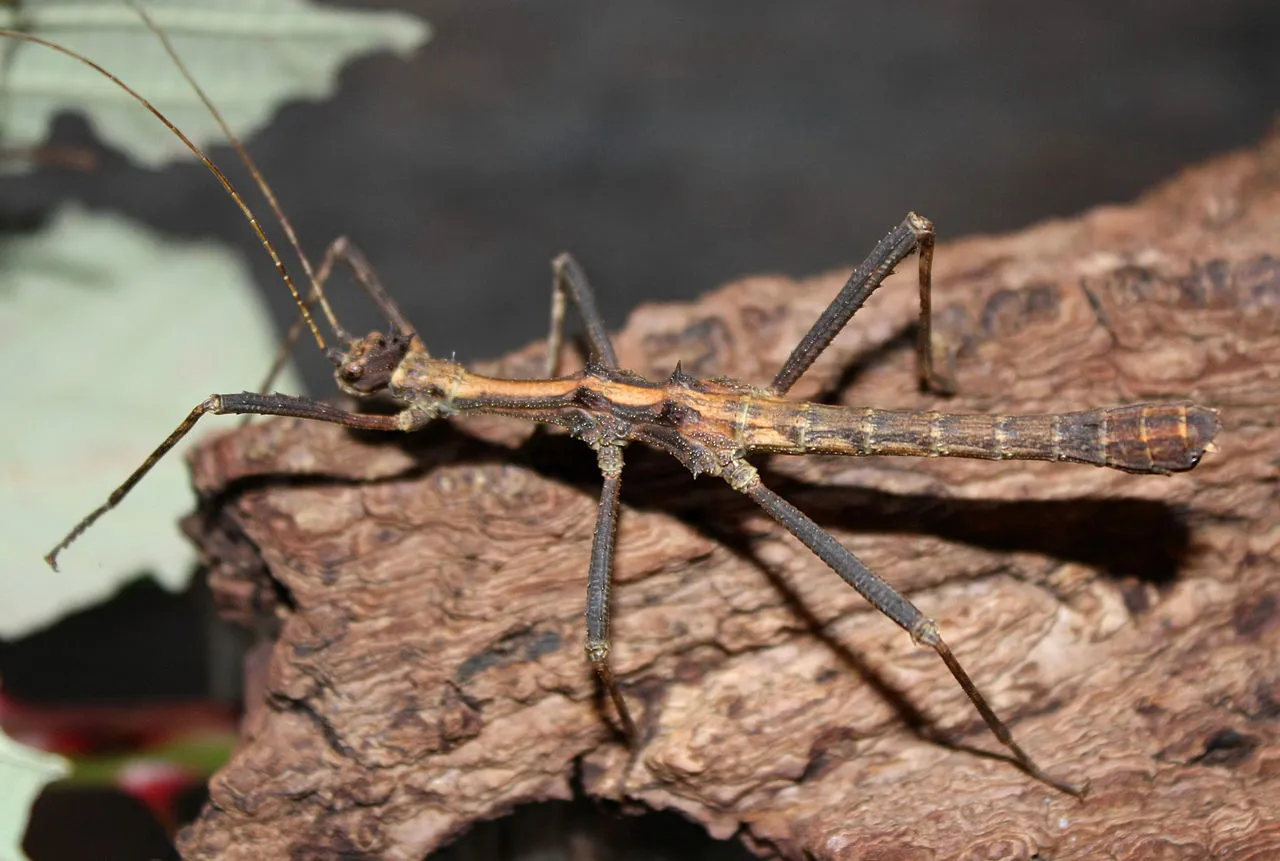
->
3;1;1278;857
6;0;1279;390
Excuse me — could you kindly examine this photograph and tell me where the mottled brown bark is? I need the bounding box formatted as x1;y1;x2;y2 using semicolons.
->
179;135;1280;860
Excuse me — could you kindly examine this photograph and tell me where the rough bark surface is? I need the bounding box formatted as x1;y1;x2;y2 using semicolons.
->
178;136;1280;860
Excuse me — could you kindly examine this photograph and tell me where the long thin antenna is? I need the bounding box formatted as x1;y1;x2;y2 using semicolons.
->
124;0;353;345
0;28;330;353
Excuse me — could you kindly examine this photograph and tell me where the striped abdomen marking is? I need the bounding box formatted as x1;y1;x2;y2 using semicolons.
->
1064;401;1220;473
766;401;1218;474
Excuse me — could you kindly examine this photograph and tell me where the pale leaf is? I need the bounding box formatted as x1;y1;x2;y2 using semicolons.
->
0;726;69;861
0;205;301;638
0;0;431;166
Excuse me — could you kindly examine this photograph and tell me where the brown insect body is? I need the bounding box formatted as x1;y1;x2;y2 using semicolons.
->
15;17;1222;799
383;349;1218;477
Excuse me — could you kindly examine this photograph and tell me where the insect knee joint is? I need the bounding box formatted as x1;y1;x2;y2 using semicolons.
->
910;617;941;648
596;444;625;478
723;459;760;492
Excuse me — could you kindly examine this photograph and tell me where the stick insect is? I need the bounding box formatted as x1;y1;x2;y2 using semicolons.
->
10;18;1218;800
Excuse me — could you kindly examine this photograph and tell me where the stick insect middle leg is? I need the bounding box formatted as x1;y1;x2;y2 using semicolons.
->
542;254;636;737
587;445;637;739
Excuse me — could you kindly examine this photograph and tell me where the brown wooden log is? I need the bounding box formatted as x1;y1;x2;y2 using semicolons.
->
178;134;1280;860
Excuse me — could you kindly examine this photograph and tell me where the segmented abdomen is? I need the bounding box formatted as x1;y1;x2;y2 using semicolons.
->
784;401;1219;474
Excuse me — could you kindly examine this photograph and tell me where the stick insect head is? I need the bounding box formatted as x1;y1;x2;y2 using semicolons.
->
330;324;420;397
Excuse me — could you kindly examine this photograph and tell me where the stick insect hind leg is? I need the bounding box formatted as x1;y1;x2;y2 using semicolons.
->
771;212;954;397
743;215;1085;795
732;470;1085;797
542;253;637;739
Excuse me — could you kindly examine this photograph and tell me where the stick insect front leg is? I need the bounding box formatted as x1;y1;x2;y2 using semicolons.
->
771;212;953;397
542;253;637;737
46;393;406;571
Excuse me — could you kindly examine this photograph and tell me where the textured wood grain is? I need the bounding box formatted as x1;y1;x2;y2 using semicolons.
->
179;134;1280;860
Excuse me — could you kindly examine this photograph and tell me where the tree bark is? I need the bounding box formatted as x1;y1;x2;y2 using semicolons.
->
178;134;1280;860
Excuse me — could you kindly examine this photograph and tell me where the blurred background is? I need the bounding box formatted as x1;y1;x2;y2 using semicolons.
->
8;1;1280;386
3;0;1278;857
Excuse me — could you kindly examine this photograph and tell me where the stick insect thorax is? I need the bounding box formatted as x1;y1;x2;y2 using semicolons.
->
12;13;1220;801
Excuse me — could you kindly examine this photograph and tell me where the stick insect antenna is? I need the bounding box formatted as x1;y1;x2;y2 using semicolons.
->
123;0;356;351
0;29;330;354
0;27;338;566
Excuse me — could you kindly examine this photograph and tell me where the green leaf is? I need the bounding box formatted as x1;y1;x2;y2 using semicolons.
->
0;0;430;166
0;205;302;638
0;726;69;861
66;731;237;785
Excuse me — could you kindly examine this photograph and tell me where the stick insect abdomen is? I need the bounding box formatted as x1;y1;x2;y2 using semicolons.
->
745;401;1219;475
